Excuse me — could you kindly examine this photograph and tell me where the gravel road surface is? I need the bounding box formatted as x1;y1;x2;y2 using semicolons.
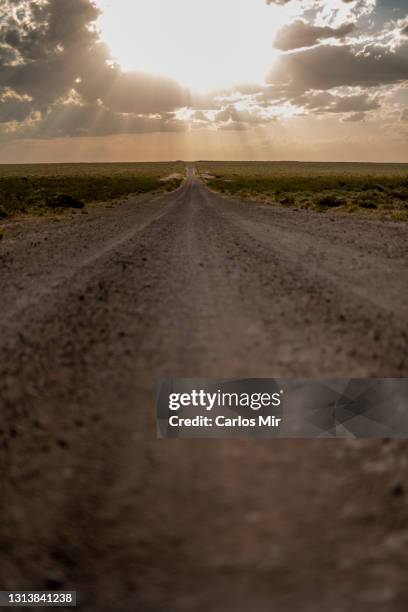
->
1;167;408;611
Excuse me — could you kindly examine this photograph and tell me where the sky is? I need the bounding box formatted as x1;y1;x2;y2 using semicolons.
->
0;0;407;163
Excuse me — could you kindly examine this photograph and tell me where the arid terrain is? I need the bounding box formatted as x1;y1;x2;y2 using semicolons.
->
0;162;184;220
1;165;408;611
197;161;408;221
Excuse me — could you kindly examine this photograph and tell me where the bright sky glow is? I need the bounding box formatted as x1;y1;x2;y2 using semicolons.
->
96;0;288;92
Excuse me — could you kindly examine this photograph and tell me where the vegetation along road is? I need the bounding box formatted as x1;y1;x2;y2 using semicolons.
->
1;163;408;611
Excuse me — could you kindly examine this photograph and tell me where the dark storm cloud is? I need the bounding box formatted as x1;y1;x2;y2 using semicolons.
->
274;20;356;50
0;0;190;137
0;0;100;110
267;41;408;91
77;68;191;114
0;0;100;61
325;93;380;112
14;103;188;138
374;0;408;25
1;0;407;138
262;0;408;121
0;91;32;122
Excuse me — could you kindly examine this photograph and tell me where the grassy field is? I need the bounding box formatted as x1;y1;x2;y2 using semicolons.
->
196;161;408;221
0;162;185;220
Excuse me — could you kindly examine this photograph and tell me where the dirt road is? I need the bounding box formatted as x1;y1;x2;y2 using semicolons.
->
1;166;408;611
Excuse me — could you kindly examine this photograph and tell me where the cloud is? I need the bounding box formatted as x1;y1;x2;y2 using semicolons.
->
0;0;103;106
330;93;380;112
0;0;407;142
191;110;208;121
77;69;191;114
0;91;33;123
342;111;366;121
401;108;408;121
267;0;376;15
2;102;188;140
215;105;242;123
267;41;408;92
266;0;369;2
0;0;191;137
214;104;271;127
274;20;356;51
38;105;185;138
293;91;381;114
218;121;250;131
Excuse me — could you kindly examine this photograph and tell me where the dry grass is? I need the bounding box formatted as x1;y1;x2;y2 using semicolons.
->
0;162;185;219
196;161;408;221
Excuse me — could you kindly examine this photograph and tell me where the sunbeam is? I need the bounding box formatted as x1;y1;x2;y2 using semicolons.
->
96;0;287;91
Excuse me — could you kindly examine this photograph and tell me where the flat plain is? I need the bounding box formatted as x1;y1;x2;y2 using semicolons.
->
196;161;408;220
0;162;184;219
1;163;408;611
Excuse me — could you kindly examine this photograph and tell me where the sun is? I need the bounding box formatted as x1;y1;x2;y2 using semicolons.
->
96;0;288;93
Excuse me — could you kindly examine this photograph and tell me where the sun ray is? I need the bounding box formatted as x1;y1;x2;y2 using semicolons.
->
96;0;288;92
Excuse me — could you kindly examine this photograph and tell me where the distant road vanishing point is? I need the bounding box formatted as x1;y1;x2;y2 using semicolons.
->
1;163;408;610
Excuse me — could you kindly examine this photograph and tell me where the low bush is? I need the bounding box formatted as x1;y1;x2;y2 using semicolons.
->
359;201;377;209
0;205;8;219
46;194;85;209
315;195;345;209
198;161;408;219
0;162;184;218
